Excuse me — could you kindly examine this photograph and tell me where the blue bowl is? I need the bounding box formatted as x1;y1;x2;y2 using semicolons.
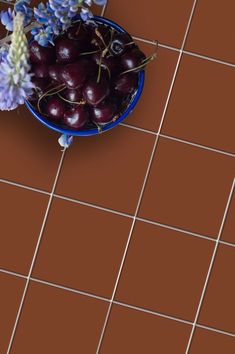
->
25;16;145;137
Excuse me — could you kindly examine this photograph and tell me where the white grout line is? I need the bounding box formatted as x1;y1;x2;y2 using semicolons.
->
1;176;235;249
113;300;192;326
159;134;235;158
196;324;235;338
220;240;235;248
30;277;110;303
185;178;235;353
131;36;235;69
0;178;50;196
54;193;134;219
183;50;235;68
119;122;157;135
2;267;235;339
101;1;107;17
0;268;27;280
136;217;216;242
95;1;198;352
2;266;235;340
6;148;67;354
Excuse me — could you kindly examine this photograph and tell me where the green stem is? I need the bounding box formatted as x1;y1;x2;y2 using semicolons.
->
97;54;102;83
93;121;102;133
80;49;101;56
58;93;86;105
120;54;157;76
37;84;66;114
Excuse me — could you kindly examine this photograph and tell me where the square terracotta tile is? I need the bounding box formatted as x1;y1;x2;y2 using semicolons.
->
162;55;235;154
115;221;214;321
105;0;194;48
199;244;235;333
56;126;155;214
190;327;235;354
124;42;179;132
0;272;25;354
33;198;131;298
138;137;235;237
0;183;48;275
185;0;235;63
100;304;191;354
0;105;62;191
221;191;235;244
11;281;108;354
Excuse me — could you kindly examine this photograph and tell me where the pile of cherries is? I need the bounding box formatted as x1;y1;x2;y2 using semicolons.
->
29;21;148;131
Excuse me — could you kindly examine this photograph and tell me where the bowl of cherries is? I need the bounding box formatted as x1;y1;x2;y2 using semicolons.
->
25;16;155;146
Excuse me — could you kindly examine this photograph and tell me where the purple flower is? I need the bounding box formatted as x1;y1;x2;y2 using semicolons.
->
80;7;93;21
15;0;33;26
0;13;34;111
0;45;10;62
93;0;106;5
0;61;34;110
32;25;54;46
0;8;15;32
58;134;73;148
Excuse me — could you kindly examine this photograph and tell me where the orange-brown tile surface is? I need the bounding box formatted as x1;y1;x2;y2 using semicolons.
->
1;0;235;353
162;55;235;154
138;137;235;237
100;304;192;354
186;0;235;63
56;125;155;214
105;0;194;48
190;328;235;354
33;198;132;297
115;221;214;321
0;273;26;354
199;245;235;334
10;282;109;354
0;183;48;274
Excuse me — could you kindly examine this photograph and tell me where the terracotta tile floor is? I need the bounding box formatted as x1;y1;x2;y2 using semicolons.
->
0;1;235;353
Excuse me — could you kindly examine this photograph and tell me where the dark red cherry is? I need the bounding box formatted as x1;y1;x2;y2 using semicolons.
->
56;38;79;64
32;77;49;94
60;62;87;89
92;54;120;77
61;88;82;102
114;73;138;95
91;100;117;124
48;64;63;82
30;41;55;64
67;23;91;49
45;96;66;121
91;24;111;49
110;32;134;56
32;64;49;79
121;48;146;72
83;78;110;106
63;106;89;129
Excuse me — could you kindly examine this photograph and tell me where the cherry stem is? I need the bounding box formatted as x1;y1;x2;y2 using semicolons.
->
97;54;102;83
58;93;86;105
95;28;107;48
102;28;115;58
120;53;157;76
93;121;102;133
37;84;66;114
125;41;135;47
79;49;101;56
105;65;111;79
75;21;82;36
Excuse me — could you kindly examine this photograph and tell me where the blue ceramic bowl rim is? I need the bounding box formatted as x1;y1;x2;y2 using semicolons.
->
25;16;145;137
